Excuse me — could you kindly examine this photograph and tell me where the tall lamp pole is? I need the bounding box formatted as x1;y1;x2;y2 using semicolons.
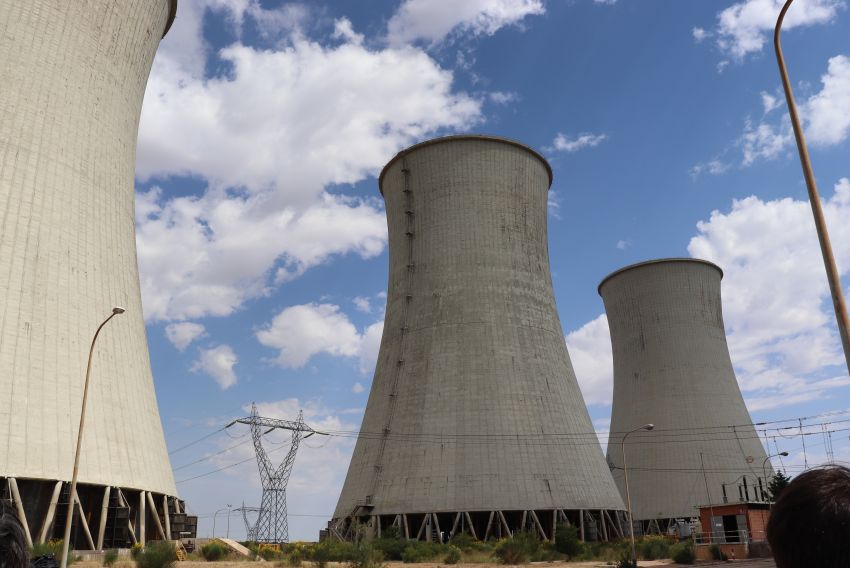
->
226;504;232;539
775;0;850;376
621;423;654;567
762;451;790;503
60;307;125;568
212;507;228;538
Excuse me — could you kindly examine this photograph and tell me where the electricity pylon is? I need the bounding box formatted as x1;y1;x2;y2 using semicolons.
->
226;404;323;543
235;503;262;542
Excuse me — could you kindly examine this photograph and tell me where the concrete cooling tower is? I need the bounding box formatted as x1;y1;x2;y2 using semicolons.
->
332;136;625;543
0;0;193;550
600;259;770;528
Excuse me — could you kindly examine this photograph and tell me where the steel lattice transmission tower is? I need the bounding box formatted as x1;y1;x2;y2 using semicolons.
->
235;503;261;542
227;405;323;543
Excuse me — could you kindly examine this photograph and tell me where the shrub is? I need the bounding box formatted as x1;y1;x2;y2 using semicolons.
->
349;543;384;568
494;532;540;565
286;548;303;566
372;533;407;560
637;536;671;560
708;544;728;561
201;542;228;561
103;548;119;566
30;540;76;566
554;523;582;558
615;549;637;568
131;543;144;559
444;545;461;564
450;532;490;553
670;541;696;564
400;541;445;563
309;539;359;563
529;542;563;562
136;541;176;568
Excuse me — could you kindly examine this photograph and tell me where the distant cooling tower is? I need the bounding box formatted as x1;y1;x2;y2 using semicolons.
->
0;0;191;550
332;136;625;543
601;259;770;526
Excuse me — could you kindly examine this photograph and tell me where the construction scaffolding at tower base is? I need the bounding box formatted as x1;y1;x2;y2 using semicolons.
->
329;508;631;543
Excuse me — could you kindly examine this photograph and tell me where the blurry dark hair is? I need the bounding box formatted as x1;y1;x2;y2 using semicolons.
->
0;499;30;568
767;465;850;568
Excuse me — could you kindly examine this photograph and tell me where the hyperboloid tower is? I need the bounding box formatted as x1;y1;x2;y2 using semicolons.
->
600;259;770;529
0;0;191;550
332;135;625;542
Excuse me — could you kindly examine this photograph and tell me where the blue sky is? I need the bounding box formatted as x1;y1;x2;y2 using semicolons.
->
135;0;850;540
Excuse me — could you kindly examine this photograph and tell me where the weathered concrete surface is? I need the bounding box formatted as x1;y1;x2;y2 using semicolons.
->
0;1;176;495
334;136;624;519
601;259;770;521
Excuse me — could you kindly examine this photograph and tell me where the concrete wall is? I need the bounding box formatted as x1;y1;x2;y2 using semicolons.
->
0;0;177;496
334;136;624;519
601;259;769;521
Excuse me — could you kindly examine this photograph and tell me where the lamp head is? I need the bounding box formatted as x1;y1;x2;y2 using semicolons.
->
112;306;126;315
779;451;789;457
643;423;655;431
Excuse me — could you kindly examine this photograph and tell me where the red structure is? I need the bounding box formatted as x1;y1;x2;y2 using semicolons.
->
695;502;771;560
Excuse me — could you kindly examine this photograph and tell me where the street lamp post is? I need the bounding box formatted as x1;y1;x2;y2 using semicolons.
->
60;307;125;568
226;504;232;539
212;508;228;538
621;423;654;567
762;452;790;503
775;0;850;376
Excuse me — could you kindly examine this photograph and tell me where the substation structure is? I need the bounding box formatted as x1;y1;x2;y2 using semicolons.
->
0;0;195;550
330;136;626;543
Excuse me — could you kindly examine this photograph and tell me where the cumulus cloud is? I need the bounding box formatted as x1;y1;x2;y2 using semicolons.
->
386;0;544;46
136;3;481;322
566;314;614;406
165;322;207;350
352;382;365;393
256;303;384;372
547;132;608;153
692;27;711;42
192;344;238;389
701;55;850;170
713;0;843;61
688;178;850;409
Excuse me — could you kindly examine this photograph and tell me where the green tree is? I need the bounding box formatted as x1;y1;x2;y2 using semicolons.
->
768;471;792;500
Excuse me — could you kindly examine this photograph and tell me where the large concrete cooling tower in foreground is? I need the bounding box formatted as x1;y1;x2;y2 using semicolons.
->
0;0;192;550
332;135;625;543
600;259;770;526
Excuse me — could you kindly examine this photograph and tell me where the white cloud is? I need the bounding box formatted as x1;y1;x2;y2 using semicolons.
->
761;91;783;114
489;91;519;105
806;55;850;146
594;0;617;4
692;27;711;43
616;239;631;250
725;55;850;168
192;344;238;390
165;322;207;350
352;382;365;393
386;0;544;46
687;178;850;408
353;296;372;313
741;119;793;165
690;159;733;177
565;314;614;407
136;6;481;322
256;303;383;372
548;132;607;153
714;0;843;61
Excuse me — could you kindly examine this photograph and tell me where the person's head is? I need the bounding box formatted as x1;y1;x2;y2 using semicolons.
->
767;465;850;568
0;499;29;568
